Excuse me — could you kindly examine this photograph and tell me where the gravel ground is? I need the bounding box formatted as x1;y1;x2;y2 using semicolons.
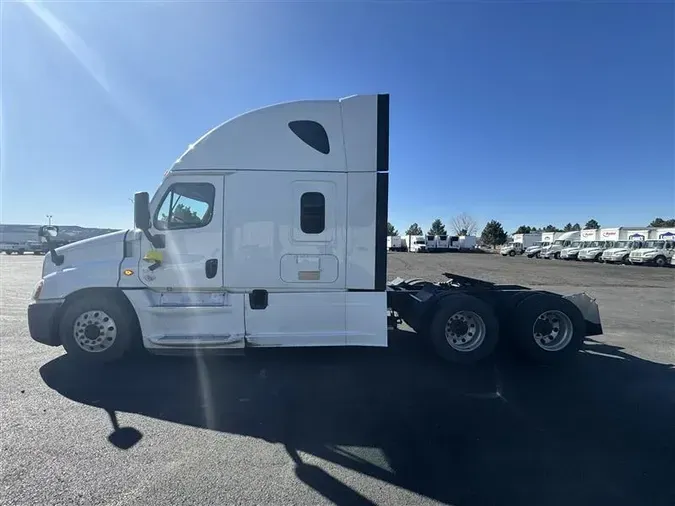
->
1;254;674;506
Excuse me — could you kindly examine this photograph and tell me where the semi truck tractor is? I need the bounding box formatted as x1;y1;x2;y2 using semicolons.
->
541;231;581;259
27;94;602;366
409;235;427;253
501;233;542;256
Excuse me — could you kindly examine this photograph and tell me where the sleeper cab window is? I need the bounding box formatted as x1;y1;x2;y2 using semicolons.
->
300;192;325;234
154;182;215;230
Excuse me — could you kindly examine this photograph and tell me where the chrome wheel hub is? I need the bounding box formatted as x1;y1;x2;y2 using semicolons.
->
73;310;117;353
532;310;573;351
444;311;486;352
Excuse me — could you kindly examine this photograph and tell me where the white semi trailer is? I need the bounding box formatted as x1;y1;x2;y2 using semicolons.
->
601;228;651;264
28;94;602;366
387;236;407;252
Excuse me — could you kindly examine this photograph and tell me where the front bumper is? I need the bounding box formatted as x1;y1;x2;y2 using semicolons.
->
27;301;63;346
629;256;653;264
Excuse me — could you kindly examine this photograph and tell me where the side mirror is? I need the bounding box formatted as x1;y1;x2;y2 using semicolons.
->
134;192;151;230
38;225;59;239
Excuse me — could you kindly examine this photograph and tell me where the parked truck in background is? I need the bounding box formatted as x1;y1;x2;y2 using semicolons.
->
525;233;559;258
458;235;477;250
629;228;675;267
409;235;428;253
560;240;584;260
601;228;652;264
27;93;603;367
541;231;581;259
387;236;407;252
502;233;542;256
578;240;614;262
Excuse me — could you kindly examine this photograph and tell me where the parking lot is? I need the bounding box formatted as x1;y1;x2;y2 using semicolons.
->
1;254;674;506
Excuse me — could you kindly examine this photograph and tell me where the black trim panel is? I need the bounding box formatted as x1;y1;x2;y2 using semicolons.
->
374;172;388;291
376;94;390;172
27;302;62;346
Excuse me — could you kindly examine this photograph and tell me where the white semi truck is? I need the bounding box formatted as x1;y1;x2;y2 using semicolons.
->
408;235;427;253
501;233;542;257
629;228;675;267
560;240;584;260
27;94;602;366
541;231;581;259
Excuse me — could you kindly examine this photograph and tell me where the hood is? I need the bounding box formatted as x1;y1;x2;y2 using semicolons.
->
43;230;133;277
525;245;541;251
632;248;658;254
604;247;629;254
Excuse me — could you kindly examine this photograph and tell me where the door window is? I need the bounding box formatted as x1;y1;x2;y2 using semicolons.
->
154;182;215;230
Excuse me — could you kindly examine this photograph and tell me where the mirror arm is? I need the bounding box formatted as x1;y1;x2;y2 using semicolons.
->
142;228;164;249
45;237;64;266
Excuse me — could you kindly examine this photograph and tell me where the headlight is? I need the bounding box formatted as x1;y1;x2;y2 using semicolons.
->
31;279;44;301
643;251;657;257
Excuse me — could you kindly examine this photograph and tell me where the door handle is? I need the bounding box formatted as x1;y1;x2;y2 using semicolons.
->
205;259;218;279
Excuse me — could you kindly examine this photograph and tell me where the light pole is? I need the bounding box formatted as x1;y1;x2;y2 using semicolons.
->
46;214;53;226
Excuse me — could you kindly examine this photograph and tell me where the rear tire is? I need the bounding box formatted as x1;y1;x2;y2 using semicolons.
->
59;292;138;363
428;294;499;364
508;293;585;364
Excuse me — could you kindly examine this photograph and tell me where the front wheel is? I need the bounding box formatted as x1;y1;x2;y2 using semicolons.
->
59;293;139;363
654;256;668;267
553;252;560;259
508;293;585;363
428;294;499;364
508;250;516;257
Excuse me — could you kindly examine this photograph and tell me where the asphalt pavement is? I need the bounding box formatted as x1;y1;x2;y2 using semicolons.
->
1;254;673;506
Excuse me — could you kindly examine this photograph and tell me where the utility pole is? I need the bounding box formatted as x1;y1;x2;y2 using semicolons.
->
46;214;53;226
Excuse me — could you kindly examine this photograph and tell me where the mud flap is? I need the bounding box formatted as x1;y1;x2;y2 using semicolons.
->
563;292;603;337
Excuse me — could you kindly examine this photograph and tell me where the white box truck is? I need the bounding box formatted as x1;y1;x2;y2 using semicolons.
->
27;94;602;366
525;232;559;258
541;231;581;259
387;235;407;252
501;233;541;256
458;235;477;250
560;240;585;260
629;228;675;267
601;228;651;264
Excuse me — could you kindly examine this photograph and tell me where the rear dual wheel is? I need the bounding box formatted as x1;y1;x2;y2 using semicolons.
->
429;294;499;364
508;293;585;363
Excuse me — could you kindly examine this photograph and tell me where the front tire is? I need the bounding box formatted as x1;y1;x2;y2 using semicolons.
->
428;294;499;364
59;293;138;363
508;293;585;364
654;256;667;267
508;250;516;257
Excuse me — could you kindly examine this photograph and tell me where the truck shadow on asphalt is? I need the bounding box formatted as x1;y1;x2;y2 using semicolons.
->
40;331;674;506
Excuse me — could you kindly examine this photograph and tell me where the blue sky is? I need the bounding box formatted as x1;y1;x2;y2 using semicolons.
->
2;1;673;233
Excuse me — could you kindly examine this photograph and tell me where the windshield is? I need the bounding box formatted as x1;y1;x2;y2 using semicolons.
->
643;240;665;248
629;241;642;249
613;241;629;248
541;242;550;247
568;241;581;248
585;241;601;247
553;240;565;246
415;239;426;244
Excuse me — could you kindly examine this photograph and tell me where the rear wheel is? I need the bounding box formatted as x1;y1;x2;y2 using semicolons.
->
508;293;585;363
59;292;139;363
429;294;499;364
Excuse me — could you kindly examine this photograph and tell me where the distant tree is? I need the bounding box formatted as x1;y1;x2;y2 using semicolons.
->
563;223;573;232
481;220;508;247
543;224;558;232
404;223;423;236
584;219;600;230
649;217;675;227
162;204;200;224
450;212;478;236
572;223;581;231
387;222;398;236
515;225;532;234
427;218;447;236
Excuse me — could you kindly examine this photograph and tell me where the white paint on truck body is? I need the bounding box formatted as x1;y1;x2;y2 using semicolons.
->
36;94;391;352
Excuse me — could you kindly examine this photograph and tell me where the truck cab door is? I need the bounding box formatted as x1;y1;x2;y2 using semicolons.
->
135;174;245;350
